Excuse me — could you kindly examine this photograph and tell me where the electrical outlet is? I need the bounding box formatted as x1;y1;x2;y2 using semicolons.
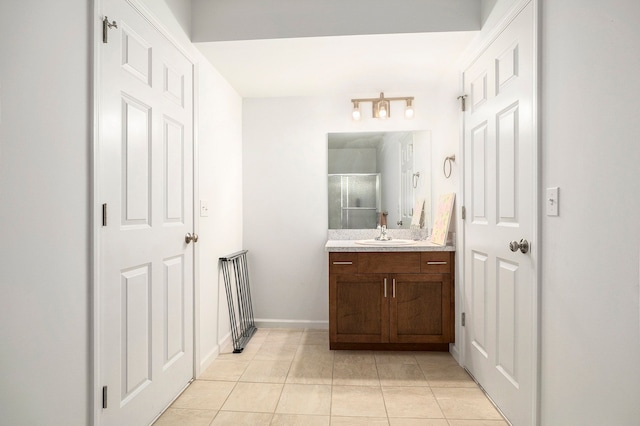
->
546;187;559;216
200;200;209;217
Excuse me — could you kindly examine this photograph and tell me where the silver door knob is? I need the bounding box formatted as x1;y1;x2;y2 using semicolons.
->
185;233;198;244
509;239;529;254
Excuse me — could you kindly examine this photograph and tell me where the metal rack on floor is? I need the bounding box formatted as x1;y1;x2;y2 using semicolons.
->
219;250;257;353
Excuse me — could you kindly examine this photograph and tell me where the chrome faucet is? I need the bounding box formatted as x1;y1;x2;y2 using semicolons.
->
375;225;391;241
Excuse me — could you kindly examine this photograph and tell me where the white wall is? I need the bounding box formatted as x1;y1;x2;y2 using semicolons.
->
242;87;461;327
540;0;640;423
196;60;243;366
0;1;91;424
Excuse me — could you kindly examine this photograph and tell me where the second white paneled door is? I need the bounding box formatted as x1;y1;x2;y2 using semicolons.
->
98;0;195;424
399;134;415;228
463;1;537;425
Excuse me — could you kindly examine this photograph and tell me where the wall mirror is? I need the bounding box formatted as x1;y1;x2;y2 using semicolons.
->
328;131;431;229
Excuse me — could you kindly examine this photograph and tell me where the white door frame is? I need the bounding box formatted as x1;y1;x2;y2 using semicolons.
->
458;0;540;424
91;0;200;423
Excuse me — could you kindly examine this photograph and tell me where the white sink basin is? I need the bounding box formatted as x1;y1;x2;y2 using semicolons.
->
354;239;416;246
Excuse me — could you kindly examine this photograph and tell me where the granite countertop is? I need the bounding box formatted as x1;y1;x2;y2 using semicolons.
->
325;239;455;252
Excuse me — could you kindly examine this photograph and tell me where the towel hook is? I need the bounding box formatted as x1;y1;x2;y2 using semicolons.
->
443;155;455;179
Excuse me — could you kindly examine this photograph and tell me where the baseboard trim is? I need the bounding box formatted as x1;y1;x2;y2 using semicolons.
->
197;345;219;378
254;318;329;330
449;342;461;364
218;330;232;349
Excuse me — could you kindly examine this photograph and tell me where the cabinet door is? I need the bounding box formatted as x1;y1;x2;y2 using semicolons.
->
389;273;452;343
329;274;389;343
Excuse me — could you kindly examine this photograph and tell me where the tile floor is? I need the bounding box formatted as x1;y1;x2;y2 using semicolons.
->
154;328;508;426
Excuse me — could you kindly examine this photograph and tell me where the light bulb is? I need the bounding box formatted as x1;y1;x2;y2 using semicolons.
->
352;102;361;120
404;99;414;119
378;101;388;119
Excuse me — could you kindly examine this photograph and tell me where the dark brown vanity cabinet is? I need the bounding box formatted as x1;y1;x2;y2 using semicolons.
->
329;251;454;350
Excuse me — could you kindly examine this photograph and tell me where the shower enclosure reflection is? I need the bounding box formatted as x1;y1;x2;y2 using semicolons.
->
328;131;431;230
328;173;380;229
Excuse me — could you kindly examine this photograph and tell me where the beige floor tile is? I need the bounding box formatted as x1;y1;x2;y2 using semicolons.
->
414;352;459;368
382;386;444;419
331;385;387;417
293;344;334;361
275;383;332;415
389;419;449;426
216;344;259;362
221;382;284;413
334;350;376;365
253;342;299;362
233;334;265;350
211;410;272;425
286;359;333;384
299;330;330;346
199;359;249;381
153;408;217;426
266;327;301;333
331;416;389;425
271;413;330;426
431;388;504;420
239;360;291;383
170;328;508;426
248;329;270;342
377;363;428;386
171;380;236;410
243;334;267;347
421;364;477;388
333;361;380;386
375;351;419;364
265;329;304;344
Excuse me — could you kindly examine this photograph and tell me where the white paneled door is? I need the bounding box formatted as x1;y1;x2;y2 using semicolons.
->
463;2;537;425
98;0;194;424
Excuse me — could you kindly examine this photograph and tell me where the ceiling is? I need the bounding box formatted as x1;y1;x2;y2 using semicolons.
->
195;31;478;98
189;0;483;98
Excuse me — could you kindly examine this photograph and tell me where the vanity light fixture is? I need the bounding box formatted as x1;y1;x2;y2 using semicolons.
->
350;92;415;121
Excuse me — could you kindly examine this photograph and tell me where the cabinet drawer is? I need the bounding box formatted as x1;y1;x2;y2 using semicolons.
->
329;253;358;274
358;252;421;273
420;252;453;273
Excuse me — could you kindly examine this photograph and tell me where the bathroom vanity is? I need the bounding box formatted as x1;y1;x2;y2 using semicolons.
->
326;240;455;351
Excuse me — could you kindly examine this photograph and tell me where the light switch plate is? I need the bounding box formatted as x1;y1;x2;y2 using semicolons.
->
200;200;209;217
546;187;559;216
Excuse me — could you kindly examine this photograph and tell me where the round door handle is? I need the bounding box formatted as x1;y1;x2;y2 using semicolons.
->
192;233;199;243
185;233;195;244
509;239;529;254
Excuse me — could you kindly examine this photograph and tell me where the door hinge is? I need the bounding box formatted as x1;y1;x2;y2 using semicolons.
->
102;385;108;409
461;206;466;220
102;203;107;227
461;312;466;327
457;95;467;112
102;16;118;43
